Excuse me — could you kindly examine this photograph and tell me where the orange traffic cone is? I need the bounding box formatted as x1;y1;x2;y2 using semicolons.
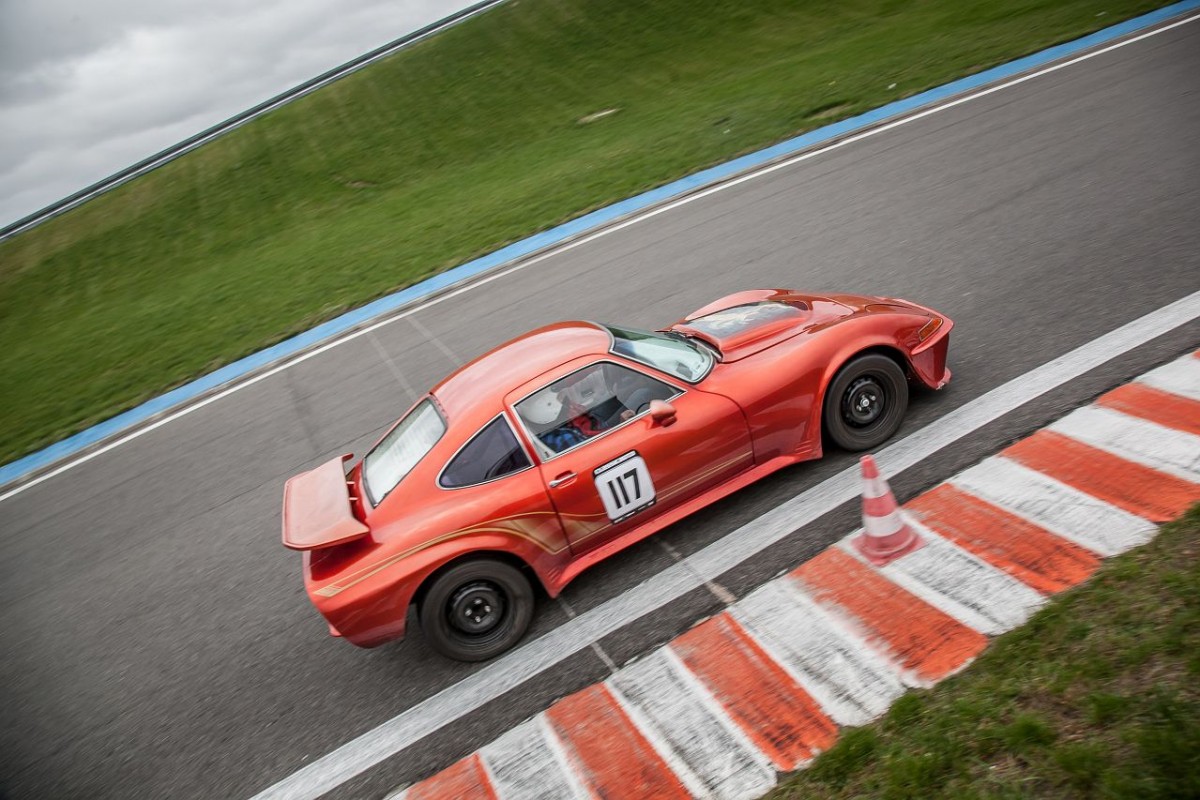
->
851;454;923;566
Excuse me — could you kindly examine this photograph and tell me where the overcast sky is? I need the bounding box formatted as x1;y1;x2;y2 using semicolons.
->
0;0;476;229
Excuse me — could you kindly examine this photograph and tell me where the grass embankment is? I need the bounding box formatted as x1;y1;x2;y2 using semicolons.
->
769;506;1200;800
0;0;1172;465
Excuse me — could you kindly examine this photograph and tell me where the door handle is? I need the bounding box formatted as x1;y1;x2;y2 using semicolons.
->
548;471;576;488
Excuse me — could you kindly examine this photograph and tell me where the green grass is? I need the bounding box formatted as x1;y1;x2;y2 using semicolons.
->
0;0;1172;465
768;505;1200;800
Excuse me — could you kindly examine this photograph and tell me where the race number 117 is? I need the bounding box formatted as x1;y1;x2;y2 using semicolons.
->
594;452;656;522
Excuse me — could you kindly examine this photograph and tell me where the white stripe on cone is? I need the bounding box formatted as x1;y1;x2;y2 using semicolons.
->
863;512;908;538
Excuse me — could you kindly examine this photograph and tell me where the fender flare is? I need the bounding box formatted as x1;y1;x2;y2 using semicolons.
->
806;338;913;446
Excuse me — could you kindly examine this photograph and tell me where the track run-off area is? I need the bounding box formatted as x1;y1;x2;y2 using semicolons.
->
2;9;1199;800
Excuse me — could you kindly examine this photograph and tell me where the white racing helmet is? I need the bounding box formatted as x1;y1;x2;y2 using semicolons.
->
522;388;564;426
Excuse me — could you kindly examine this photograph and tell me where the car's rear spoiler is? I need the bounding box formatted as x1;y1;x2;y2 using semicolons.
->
282;454;369;551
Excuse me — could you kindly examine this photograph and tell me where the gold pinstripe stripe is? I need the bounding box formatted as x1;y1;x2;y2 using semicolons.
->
316;454;750;597
317;523;569;597
659;453;751;502
563;452;751;547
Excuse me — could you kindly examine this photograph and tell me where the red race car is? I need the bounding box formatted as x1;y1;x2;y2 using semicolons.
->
282;290;952;660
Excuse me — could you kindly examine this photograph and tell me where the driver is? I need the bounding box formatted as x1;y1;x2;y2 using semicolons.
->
522;382;633;453
522;365;665;454
521;388;590;453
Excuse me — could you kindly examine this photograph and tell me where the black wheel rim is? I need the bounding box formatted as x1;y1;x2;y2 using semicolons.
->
447;581;506;636
842;376;886;428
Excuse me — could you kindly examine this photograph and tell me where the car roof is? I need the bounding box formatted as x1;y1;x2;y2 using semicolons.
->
431;321;611;424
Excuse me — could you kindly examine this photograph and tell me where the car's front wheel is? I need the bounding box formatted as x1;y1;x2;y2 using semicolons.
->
418;558;534;662
823;353;909;451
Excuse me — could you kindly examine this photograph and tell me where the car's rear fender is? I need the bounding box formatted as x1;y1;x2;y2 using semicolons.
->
412;549;541;613
315;530;559;648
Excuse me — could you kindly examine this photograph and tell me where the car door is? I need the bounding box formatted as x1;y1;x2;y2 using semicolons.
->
510;357;754;554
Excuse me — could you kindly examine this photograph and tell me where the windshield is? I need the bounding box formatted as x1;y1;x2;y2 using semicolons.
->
605;324;713;383
362;399;445;504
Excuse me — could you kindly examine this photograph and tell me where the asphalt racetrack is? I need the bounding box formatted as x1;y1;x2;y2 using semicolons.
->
2;17;1198;800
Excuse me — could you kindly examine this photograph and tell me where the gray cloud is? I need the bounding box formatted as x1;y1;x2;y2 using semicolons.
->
0;0;473;227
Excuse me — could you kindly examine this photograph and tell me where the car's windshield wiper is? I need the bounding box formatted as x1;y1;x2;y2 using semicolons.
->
660;329;720;361
661;329;704;346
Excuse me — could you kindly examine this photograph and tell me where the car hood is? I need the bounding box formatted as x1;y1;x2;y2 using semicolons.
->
668;290;854;362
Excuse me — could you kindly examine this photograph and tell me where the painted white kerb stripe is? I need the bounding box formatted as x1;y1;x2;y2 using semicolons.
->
950;457;1155;557
732;580;905;724
862;523;1045;636
249;291;1200;800
610;648;776;799
1138;354;1200;401
1051;405;1200;482
479;716;586;800
6;11;1198;507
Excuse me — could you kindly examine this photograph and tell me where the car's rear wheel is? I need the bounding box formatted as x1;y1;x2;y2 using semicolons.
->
419;558;533;662
823;354;909;451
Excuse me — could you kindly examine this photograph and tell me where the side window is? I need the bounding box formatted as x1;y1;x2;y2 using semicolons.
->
440;416;532;488
515;362;677;456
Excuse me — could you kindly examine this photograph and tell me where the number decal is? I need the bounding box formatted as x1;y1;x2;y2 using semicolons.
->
594;452;656;523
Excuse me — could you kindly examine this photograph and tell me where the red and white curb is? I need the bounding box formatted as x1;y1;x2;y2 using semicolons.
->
391;351;1200;800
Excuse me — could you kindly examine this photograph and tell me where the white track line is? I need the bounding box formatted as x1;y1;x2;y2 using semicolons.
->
7;11;1198;507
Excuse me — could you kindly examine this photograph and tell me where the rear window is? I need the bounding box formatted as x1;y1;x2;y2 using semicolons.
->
363;400;445;504
440;416;531;488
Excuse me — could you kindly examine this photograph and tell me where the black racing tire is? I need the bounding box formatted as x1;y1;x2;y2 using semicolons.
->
418;558;534;662
822;354;909;452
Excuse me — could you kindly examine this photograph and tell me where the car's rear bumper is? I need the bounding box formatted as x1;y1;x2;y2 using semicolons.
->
303;549;413;648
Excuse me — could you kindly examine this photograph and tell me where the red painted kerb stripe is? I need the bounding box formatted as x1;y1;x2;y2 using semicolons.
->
1003;430;1199;522
545;683;691;799
906;483;1100;595
1096;382;1200;436
672;612;837;770
792;547;987;682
